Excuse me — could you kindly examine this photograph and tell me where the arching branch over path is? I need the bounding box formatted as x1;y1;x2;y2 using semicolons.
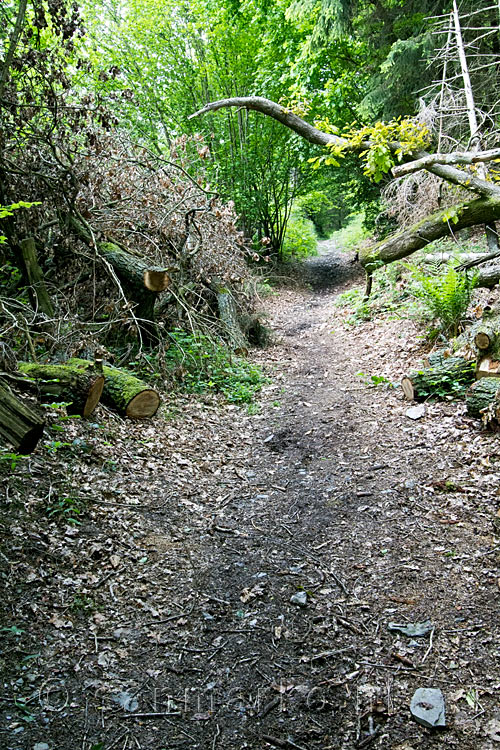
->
190;97;500;270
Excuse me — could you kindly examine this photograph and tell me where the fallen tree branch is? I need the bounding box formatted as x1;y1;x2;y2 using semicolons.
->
189;96;500;199
392;147;500;178
359;195;500;271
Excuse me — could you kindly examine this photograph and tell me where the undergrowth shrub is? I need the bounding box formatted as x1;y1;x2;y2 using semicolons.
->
282;216;317;259
295;191;335;238
329;212;368;251
164;329;265;404
409;262;478;337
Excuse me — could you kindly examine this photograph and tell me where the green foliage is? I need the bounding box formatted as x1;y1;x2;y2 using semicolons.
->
282;215;318;259
409;262;478;337
0;449;26;472
0;202;41;243
295;191;335;237
165;329;266;404
412;362;476;400
356;371;398;388
329;212;368;250
46;495;84;525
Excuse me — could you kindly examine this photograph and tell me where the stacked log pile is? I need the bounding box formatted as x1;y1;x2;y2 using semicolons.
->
402;301;500;425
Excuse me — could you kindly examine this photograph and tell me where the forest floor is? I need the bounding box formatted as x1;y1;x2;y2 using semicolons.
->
1;239;500;750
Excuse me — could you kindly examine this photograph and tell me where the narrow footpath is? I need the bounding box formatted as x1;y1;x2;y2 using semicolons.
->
2;243;499;750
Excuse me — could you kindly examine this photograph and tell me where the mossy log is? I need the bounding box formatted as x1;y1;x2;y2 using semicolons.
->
65;214;169;338
67;359;160;418
402;357;476;401
0;378;45;453
18;362;104;418
466;378;500;420
359;196;500;273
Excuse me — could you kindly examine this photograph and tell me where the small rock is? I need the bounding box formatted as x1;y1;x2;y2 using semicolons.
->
410;687;446;728
34;744;50;750
388;620;433;637
290;591;307;607
406;404;426;420
112;691;138;713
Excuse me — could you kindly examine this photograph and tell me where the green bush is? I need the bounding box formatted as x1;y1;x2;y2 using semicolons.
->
409;262;478;337
282;216;317;259
164;329;265;404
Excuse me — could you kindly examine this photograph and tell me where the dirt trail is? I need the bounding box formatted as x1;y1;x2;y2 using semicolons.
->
2;246;499;750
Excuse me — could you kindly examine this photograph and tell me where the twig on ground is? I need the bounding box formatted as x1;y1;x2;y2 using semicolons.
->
421;626;435;663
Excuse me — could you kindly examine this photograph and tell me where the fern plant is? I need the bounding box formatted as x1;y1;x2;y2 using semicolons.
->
410;261;478;338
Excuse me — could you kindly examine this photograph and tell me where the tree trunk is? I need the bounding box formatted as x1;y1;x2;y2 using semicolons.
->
18;362;104;418
210;281;248;353
401;357;476;401
20;237;54;318
359;196;500;272
0;378;45;453
466;378;500;419
421;252;487;266
67;359;160;418
65;214;170;341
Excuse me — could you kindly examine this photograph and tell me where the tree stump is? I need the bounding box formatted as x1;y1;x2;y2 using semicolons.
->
0;378;45;453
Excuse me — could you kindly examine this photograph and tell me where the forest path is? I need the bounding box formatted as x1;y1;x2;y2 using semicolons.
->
3;248;499;750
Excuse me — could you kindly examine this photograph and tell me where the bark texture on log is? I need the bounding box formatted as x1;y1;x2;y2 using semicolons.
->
475;265;500;289
18;362;104;417
466;378;500;419
211;281;248;352
99;242;169;293
0;378;45;453
476;358;500;379
359;196;500;272
421;252;487;265
68;359;160;418
402;357;476;401
65;214;169;339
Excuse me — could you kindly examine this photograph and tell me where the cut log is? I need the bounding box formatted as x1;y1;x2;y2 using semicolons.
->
453;302;500;362
64;215;170;293
20;237;54;318
402;356;476;401
466;378;500;418
18;362;104;417
425;349;452;367
99;241;170;293
476;358;500;379
0;378;45;453
475;265;500;289
64;214;170;340
67;359;160;418
421;252;487;266
474;322;498;350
